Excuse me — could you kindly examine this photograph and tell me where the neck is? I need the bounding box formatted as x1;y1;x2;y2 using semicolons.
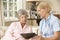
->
19;22;26;28
44;13;49;20
21;23;26;28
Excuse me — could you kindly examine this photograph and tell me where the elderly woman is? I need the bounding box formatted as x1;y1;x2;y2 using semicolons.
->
34;1;60;40
1;9;32;40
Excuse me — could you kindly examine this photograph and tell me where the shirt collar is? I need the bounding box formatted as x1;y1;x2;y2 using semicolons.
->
45;14;51;22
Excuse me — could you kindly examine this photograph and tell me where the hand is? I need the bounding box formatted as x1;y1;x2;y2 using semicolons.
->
37;36;42;40
36;36;45;40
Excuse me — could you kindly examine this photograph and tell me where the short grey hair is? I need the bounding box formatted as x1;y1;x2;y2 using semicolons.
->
17;9;28;18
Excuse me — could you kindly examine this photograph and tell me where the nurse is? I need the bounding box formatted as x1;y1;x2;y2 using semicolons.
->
1;9;32;40
36;1;60;40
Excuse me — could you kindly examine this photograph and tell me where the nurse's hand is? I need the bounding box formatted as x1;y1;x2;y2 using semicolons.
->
36;36;42;40
32;36;42;40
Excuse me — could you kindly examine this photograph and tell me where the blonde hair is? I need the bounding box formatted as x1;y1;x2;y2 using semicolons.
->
37;1;51;13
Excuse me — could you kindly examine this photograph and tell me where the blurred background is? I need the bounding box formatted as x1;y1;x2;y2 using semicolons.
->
0;0;60;39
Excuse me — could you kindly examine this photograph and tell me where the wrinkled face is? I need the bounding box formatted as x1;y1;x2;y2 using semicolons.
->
19;15;27;24
37;6;47;18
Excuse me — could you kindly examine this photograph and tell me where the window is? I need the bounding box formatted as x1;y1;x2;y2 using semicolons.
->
3;0;17;21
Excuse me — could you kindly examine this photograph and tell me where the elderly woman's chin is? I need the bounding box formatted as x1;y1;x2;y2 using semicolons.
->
20;21;27;24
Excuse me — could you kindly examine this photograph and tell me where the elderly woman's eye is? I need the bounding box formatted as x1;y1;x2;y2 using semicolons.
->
22;17;24;18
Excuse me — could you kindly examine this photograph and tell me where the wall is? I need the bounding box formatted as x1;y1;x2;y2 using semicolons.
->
17;0;26;11
0;0;3;26
43;0;60;14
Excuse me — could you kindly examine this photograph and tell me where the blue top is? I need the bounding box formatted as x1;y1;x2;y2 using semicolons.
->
39;14;60;38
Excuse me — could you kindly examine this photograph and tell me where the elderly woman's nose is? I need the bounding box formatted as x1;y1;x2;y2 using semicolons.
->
23;17;26;20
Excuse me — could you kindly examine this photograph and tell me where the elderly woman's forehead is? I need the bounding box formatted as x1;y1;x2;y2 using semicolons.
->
20;15;26;17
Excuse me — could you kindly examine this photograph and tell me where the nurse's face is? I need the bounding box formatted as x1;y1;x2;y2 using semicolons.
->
37;6;47;18
19;15;27;24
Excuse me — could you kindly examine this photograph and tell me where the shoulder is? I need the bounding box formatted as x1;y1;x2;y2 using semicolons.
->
26;25;32;29
51;14;59;23
10;22;19;25
9;22;19;28
50;14;60;28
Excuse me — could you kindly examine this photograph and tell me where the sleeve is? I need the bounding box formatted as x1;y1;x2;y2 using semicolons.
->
5;23;15;37
53;19;60;32
28;26;33;33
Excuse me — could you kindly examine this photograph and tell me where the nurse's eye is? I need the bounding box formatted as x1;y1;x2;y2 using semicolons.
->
37;10;41;12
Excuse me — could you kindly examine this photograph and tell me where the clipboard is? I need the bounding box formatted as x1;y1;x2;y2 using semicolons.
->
21;33;37;39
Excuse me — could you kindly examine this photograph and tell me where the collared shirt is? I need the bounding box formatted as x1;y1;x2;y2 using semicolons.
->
39;14;60;38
